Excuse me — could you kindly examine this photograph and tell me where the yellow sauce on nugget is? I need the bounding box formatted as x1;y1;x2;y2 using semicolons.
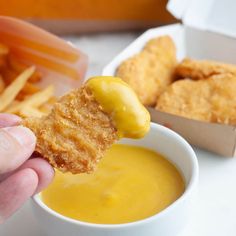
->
86;76;150;138
41;144;185;224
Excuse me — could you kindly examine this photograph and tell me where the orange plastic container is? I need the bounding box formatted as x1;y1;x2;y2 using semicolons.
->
0;16;88;94
0;0;176;34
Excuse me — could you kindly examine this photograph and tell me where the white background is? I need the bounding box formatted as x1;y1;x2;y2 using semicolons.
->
1;33;236;236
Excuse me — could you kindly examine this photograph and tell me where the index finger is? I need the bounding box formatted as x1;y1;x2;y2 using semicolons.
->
0;114;21;128
0;126;36;174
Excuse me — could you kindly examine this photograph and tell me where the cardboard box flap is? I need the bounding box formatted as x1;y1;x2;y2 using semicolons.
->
167;0;236;38
167;0;191;19
148;108;236;157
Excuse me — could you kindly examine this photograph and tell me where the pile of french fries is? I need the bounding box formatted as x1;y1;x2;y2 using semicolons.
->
0;42;56;118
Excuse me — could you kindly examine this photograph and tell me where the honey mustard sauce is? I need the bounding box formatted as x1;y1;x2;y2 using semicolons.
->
86;76;150;138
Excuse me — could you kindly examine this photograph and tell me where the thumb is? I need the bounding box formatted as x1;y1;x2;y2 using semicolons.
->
0;126;36;174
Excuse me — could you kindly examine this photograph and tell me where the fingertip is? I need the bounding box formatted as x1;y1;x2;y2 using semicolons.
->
0;114;21;128
4;126;36;148
0;168;38;222
19;158;54;193
0;126;37;174
16;168;39;193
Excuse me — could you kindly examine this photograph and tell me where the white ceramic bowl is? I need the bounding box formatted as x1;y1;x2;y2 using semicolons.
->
31;123;198;236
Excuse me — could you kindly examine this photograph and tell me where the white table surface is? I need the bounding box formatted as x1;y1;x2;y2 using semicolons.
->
1;32;236;236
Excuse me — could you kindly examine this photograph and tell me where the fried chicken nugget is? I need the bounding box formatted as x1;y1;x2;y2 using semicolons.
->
175;58;236;80
22;77;150;174
116;36;177;106
156;75;236;125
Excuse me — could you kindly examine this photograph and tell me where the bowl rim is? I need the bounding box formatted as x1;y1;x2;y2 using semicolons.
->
32;122;198;229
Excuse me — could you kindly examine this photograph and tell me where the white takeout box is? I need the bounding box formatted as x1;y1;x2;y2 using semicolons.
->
103;0;236;157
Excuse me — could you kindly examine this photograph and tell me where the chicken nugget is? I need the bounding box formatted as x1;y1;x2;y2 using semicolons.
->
175;58;236;80
209;76;236;125
144;35;177;67
156;75;236;125
23;76;150;174
116;36;177;106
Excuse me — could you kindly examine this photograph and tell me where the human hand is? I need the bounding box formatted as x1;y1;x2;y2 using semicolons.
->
0;114;54;223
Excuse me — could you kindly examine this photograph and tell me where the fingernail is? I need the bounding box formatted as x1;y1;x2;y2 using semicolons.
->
3;126;36;148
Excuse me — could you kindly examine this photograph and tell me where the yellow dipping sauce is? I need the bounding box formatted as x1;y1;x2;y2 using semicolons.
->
86;76;150;139
42;144;185;224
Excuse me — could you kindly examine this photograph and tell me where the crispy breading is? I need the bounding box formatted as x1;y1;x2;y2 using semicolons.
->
116;36;177;106
155;75;236;125
143;36;177;67
209;76;236;125
175;58;236;80
22;86;118;174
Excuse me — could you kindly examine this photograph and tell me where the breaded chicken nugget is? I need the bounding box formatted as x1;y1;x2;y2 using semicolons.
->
116;36;177;106
175;58;236;80
156;75;236;125
144;36;177;67
23;77;150;174
209;76;236;125
23;87;117;174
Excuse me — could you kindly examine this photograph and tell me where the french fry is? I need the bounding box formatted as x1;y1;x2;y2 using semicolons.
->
6;85;54;113
28;70;42;83
0;66;35;111
39;106;51;114
38;96;57;114
22;85;54;107
16;82;41;100
0;75;5;93
8;54;42;83
19;106;46;118
3;100;20;110
45;96;57;104
22;82;41;94
0;41;56;118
